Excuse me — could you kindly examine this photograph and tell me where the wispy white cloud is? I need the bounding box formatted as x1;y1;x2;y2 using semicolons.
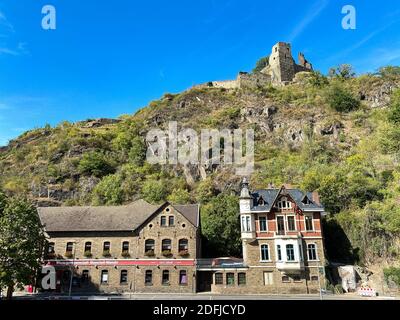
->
0;10;15;33
287;0;329;42
0;10;28;56
328;20;399;63
355;45;400;72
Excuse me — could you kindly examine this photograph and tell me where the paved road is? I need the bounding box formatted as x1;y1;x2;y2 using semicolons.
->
12;292;397;300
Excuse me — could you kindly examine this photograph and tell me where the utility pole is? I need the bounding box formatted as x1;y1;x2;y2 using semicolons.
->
68;242;77;297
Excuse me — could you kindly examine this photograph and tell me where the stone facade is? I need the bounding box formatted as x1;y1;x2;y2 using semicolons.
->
261;42;313;84
41;203;200;294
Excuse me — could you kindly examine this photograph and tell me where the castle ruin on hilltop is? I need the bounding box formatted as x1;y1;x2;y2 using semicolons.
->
195;42;313;90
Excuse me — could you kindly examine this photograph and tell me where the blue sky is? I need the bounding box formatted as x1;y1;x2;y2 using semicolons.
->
1;0;400;146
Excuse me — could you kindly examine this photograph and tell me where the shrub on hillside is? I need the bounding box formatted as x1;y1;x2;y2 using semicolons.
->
78;151;116;178
325;84;360;112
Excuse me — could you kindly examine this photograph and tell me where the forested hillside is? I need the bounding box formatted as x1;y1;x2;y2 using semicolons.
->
1;65;400;272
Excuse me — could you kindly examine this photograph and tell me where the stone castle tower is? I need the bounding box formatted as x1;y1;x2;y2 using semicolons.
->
261;42;313;84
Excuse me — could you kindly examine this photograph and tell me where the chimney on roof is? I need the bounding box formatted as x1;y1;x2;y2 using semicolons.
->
268;182;274;189
311;191;320;205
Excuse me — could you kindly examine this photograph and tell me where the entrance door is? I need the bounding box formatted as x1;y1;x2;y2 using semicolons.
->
277;216;285;235
197;271;213;292
263;271;274;285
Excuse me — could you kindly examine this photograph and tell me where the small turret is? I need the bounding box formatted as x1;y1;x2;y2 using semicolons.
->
239;178;255;242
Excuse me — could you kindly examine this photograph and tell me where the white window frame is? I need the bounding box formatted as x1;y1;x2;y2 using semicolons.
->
241;215;252;232
259;216;268;232
260;244;270;262
286;244;295;261
307;243;318;261
286;215;296;231
304;214;314;232
276;215;285;234
276;245;282;261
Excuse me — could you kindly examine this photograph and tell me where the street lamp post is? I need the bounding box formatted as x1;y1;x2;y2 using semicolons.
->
68;242;77;297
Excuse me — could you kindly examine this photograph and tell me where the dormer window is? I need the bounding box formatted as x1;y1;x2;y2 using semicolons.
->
302;196;312;205
277;200;292;209
258;197;265;206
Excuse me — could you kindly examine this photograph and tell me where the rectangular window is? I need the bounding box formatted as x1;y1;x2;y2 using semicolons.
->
162;270;170;285
260;245;270;261
145;270;153;286
277;216;285;235
287;216;296;231
120;270;128;284
168;216;175;226
161;216;167;227
48;242;55;254
84;242;92;253
259;217;267;231
282;275;290;283
122;241;129;252
215;273;223;285
103;242;110;251
276;245;282;261
66;242;73;253
179;270;187;285
263;272;273;285
101;270;108;284
307;244;318;260
286;244;295;261
226;273;235;286
241;215;251;232
81;270;89;284
305;214;314;231
238;273;246;286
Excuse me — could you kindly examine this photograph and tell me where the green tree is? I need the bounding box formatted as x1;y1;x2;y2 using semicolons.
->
167;188;191;204
78;151;115;178
253;56;269;73
196;178;217;203
328;64;356;80
141;179;168;204
201;194;241;257
325;83;360;112
128;136;147;166
92;174;124;205
0;196;46;299
388;89;400;125
308;71;329;87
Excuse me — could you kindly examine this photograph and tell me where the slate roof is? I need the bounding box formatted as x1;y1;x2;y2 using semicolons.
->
38;200;200;232
250;188;324;212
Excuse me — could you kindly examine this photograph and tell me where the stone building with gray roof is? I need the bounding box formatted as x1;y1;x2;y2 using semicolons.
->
38;200;201;294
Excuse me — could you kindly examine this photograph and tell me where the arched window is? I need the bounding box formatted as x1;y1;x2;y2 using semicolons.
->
162;239;172;252
178;239;188;253
260;244;270;261
307;244;317;261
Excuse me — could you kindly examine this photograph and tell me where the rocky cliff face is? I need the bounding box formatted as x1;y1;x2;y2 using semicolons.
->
0;72;398;205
